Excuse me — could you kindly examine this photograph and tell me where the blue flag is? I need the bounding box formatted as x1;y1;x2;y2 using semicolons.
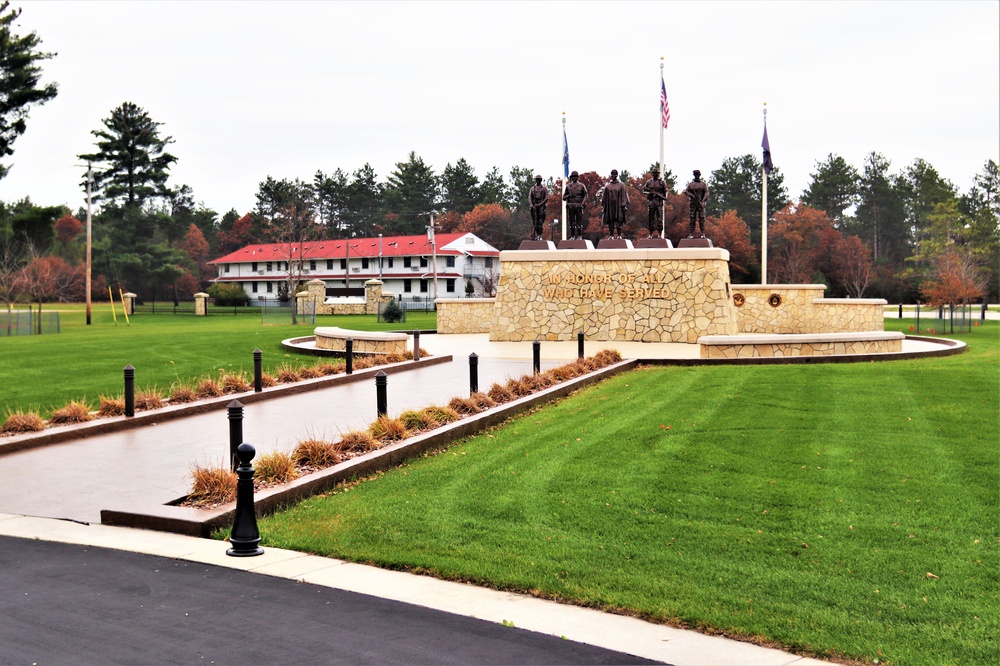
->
761;124;773;175
562;125;570;179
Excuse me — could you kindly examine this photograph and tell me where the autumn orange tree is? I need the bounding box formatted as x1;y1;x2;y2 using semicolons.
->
831;235;873;298
706;211;757;281
768;204;841;284
920;247;987;307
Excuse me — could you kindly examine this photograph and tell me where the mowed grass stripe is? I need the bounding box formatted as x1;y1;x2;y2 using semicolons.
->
259;326;998;665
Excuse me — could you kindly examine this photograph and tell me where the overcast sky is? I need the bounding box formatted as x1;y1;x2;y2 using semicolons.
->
3;0;998;217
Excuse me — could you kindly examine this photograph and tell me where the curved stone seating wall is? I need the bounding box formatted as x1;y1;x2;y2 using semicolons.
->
491;248;738;343
436;298;495;334
314;327;408;355
699;331;904;359
732;284;886;334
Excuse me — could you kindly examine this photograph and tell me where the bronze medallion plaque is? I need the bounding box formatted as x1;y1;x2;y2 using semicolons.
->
768;293;782;307
733;293;745;307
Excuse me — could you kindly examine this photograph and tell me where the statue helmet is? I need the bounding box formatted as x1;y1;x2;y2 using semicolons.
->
570;170;579;178
610;169;618;177
534;174;542;181
693;169;701;178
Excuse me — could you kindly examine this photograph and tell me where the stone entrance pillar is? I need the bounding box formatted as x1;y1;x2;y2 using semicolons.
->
194;292;209;316
364;279;384;315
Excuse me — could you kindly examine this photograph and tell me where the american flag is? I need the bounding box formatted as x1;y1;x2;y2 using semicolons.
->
660;74;670;129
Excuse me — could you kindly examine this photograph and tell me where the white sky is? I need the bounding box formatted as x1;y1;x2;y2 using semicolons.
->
3;0;999;216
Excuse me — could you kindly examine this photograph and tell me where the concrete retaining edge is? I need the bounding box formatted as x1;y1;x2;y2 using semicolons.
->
100;359;639;537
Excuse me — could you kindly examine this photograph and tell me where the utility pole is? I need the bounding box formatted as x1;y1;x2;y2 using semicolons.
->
427;213;438;301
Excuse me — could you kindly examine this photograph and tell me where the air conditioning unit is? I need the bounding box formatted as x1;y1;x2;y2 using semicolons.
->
257;270;265;275
352;268;360;273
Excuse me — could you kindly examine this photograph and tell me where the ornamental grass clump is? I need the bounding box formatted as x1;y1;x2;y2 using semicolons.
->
399;409;438;433
134;389;165;411
292;438;342;468
368;415;411;443
524;372;554;391
188;465;236;506
260;373;277;388
220;371;251;393
316;361;342;376
298;365;322;379
98;395;126;416
420;405;459;425
49;400;94;424
505;377;532;398
2;410;45;433
254;451;300;485
594;349;622;365
383;352;406;364
352;356;375;370
469;392;497;411
169;384;197;403
338;429;382;454
548;364;577;382
487;382;516;404
448;396;481;415
196;378;223;398
276;364;302;384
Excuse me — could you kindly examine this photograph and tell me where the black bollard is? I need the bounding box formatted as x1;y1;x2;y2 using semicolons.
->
898;303;903;319
228;400;244;472
469;353;479;395
413;330;421;361
982;302;988;322
253;349;263;392
227;442;263;557
577;331;585;359
375;370;388;416
532;340;540;375
345;338;354;375
916;302;921;333
123;364;135;417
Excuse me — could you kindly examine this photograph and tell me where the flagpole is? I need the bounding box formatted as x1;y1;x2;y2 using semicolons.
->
659;58;666;238
561;113;568;241
761;102;768;285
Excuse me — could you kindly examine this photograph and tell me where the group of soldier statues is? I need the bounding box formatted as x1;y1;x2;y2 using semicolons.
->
528;169;710;241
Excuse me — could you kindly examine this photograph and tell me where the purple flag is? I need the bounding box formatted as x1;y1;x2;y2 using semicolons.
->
761;124;773;175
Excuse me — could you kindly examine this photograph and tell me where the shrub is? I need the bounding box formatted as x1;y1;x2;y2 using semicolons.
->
3;410;45;433
169;385;197;403
98;395;125;416
470;392;497;411
594;349;622;365
49;400;94;424
505;377;532;397
292;438;342;468
368;415;411;442
298;365;322;379
449;396;481;415
188;466;237;506
338;429;381;453
487;382;516;404
316;361;342;376
196;378;223;398
255;451;300;485
260;373;277;388
352;356;375;370
276;364;301;383
220;371;251;393
399;408;438;432
134;389;165;411
549;364;577;382
421;405;460;424
382;298;404;323
383;352;406;364
207;283;249;307
525;373;554;391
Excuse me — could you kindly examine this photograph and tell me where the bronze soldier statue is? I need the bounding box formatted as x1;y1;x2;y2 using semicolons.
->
641;171;668;238
601;169;628;239
528;175;548;241
562;170;588;240
683;169;709;238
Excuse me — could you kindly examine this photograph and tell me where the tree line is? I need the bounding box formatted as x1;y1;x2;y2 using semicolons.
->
1;3;996;308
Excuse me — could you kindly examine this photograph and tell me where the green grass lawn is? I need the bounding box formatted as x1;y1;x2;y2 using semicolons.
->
0;304;435;418
257;321;999;666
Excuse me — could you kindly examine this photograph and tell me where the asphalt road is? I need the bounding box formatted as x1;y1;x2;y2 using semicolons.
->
0;536;659;665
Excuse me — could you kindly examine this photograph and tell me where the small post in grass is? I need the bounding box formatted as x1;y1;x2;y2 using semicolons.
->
226;442;263;557
253;349;263;392
123;364;135;417
345;338;354;375
577;331;585;359
412;330;421;361
375;370;388;416
898;303;903;319
469;352;479;395
532;340;540;375
228;400;244;472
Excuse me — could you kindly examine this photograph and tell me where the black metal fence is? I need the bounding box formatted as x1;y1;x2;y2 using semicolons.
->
398;295;436;312
261;300;315;325
1;309;61;337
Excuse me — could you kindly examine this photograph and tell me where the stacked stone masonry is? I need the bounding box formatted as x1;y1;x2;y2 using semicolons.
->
731;285;885;334
296;279;392;316
436;298;495;334
313;327;408;355
701;338;902;359
490;249;738;343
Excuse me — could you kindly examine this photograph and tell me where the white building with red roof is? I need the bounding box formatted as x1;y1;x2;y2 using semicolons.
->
209;232;500;304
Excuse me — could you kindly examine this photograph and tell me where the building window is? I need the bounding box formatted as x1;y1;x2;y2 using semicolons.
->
485;257;493;268
326;259;333;270
340;259;347;270
446;256;455;268
252;281;258;293
361;258;369;269
388;258;394;268
403;279;412;293
309;260;316;271
403;257;411;268
266;281;273;293
446;278;455;292
252;262;258;271
224;264;230;273
420;257;428;268
265;261;272;271
420;280;428;293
